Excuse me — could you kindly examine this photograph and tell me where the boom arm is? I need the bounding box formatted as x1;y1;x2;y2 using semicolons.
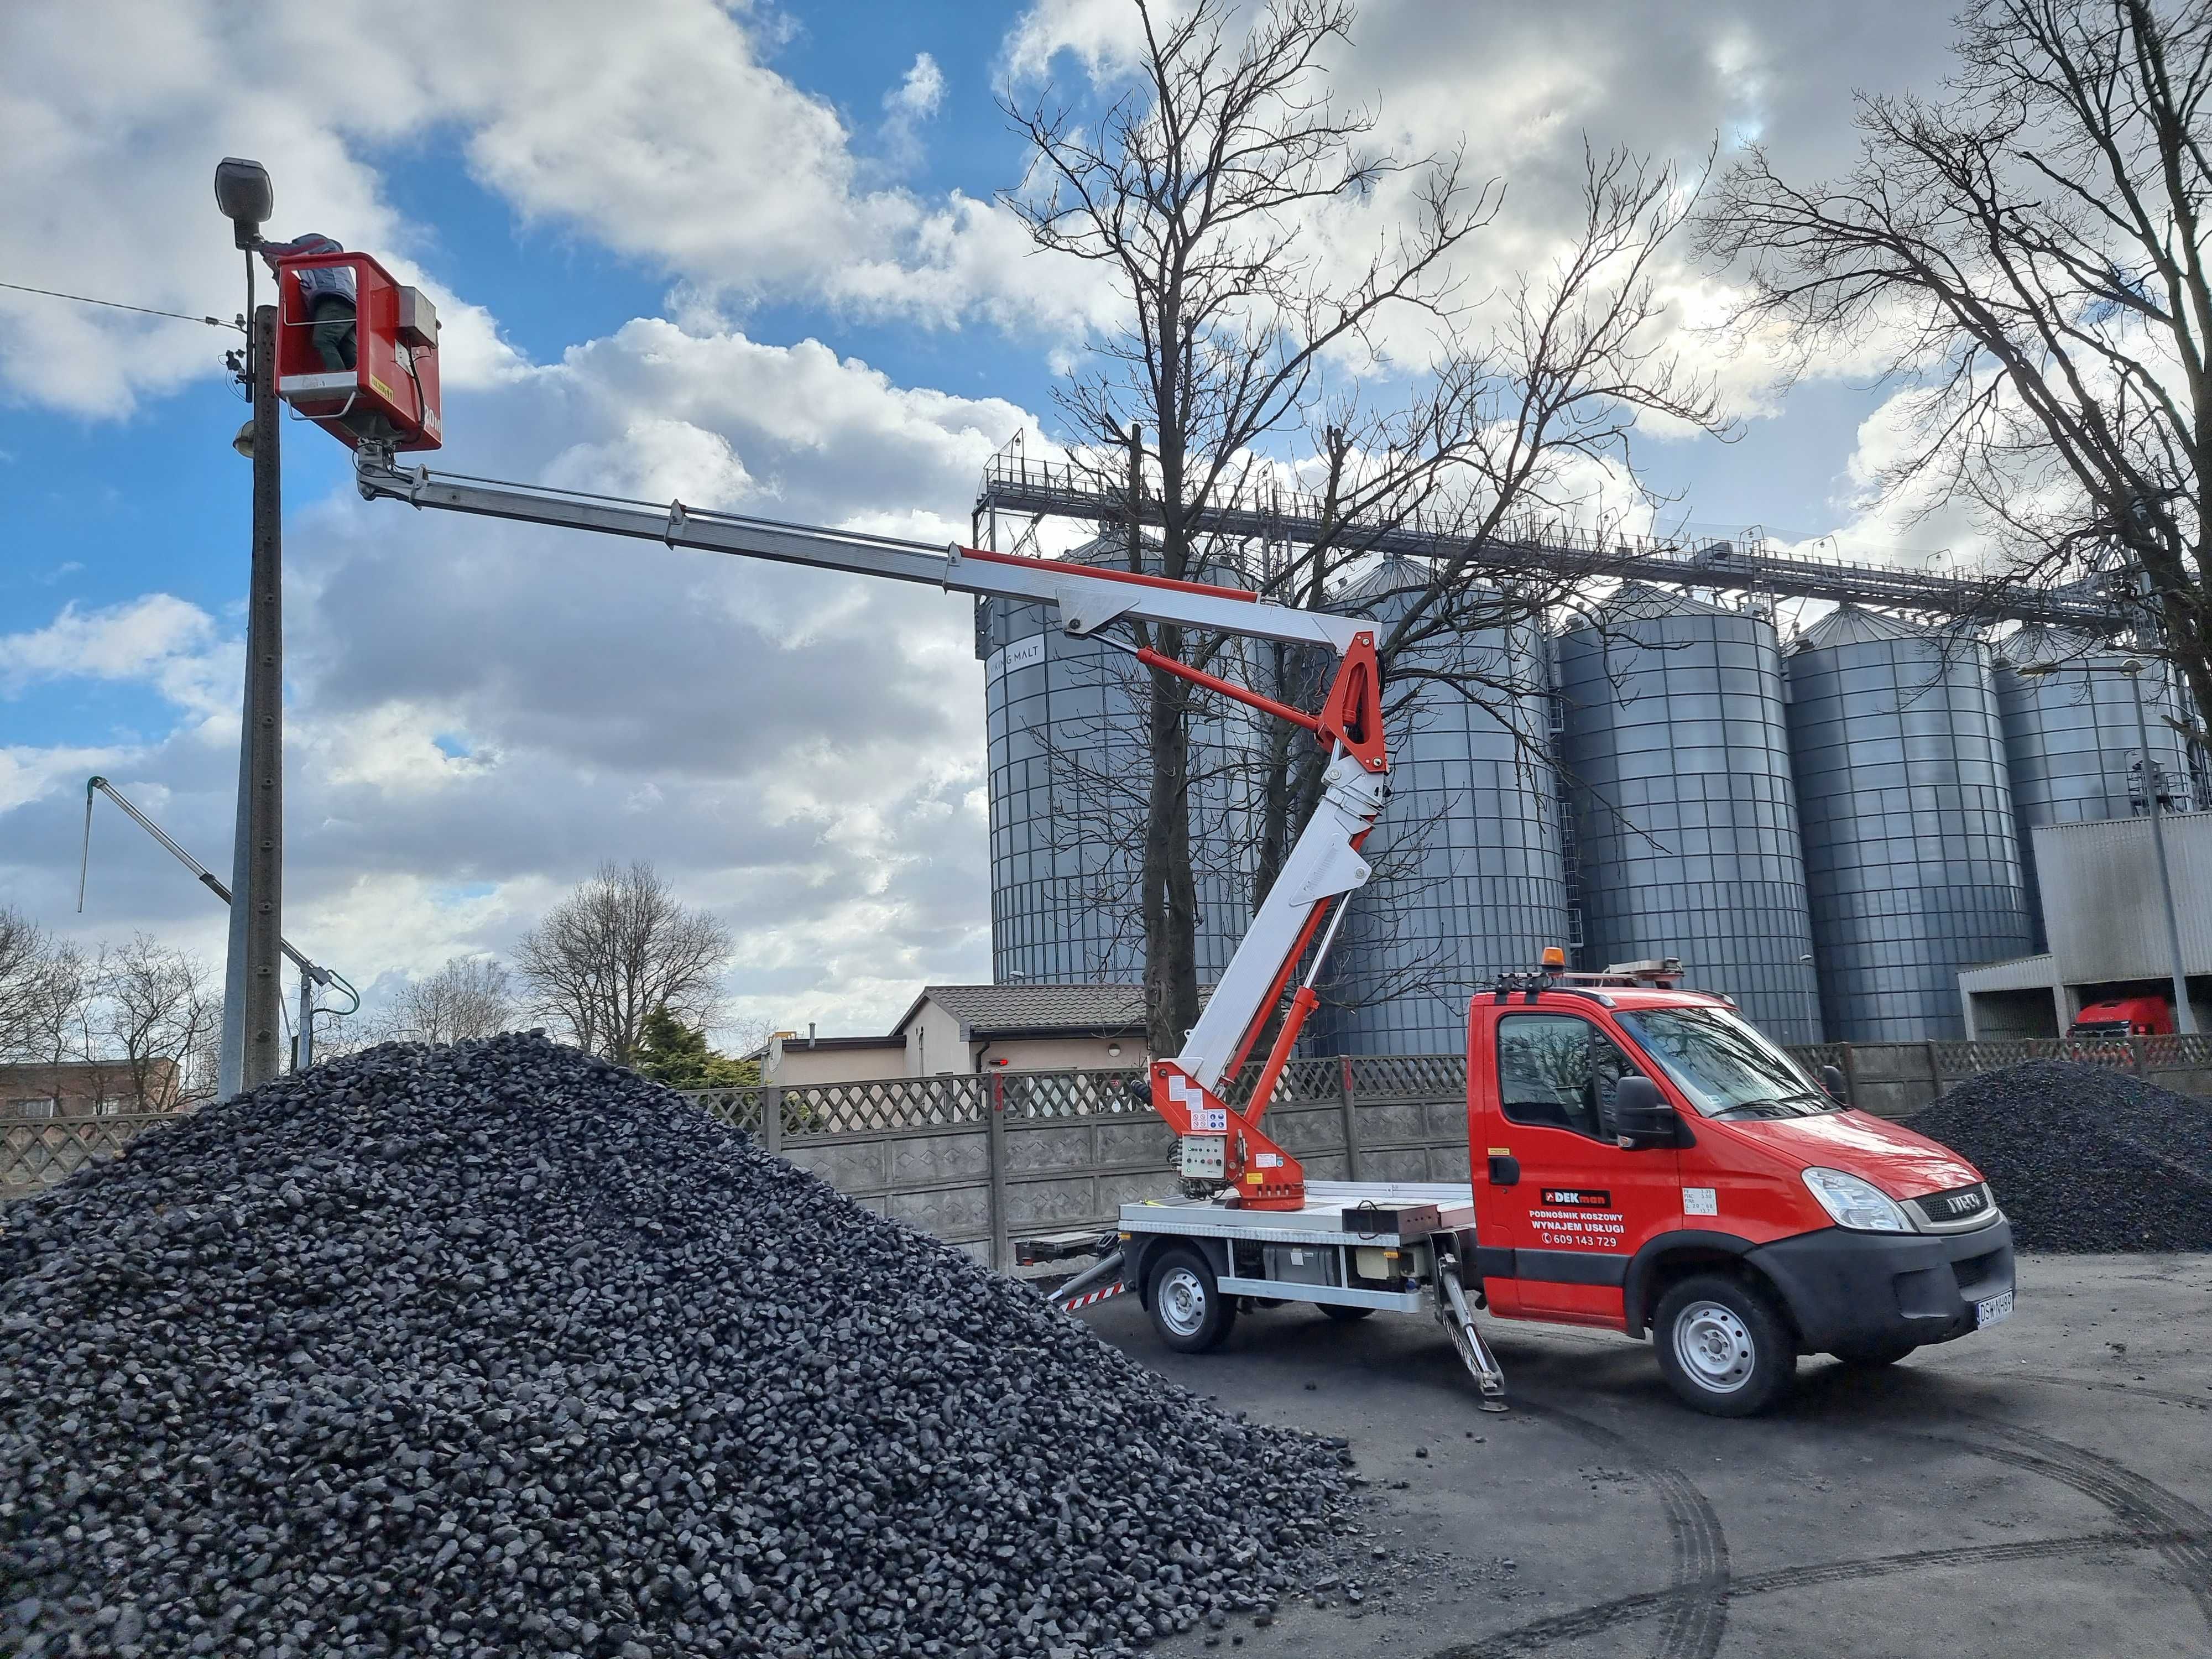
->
355;453;1389;1209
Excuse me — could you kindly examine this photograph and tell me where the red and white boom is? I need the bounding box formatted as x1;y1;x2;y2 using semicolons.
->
353;454;1390;1209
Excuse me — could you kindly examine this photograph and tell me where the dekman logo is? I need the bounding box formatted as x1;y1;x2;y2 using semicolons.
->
1539;1188;1613;1208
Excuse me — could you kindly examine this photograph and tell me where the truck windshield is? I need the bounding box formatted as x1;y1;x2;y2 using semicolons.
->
1613;1006;1835;1119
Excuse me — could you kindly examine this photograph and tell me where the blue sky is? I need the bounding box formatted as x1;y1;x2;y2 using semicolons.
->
0;0;1966;1039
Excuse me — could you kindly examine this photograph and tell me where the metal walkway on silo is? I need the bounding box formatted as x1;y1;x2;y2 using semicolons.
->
971;452;2121;629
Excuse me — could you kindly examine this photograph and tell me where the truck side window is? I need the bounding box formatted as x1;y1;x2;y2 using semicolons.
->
1496;1013;1637;1142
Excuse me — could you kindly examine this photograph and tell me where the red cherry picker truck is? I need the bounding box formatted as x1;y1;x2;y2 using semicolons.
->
274;245;2017;1417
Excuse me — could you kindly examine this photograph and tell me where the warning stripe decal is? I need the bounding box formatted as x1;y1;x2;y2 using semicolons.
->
1058;1282;1126;1311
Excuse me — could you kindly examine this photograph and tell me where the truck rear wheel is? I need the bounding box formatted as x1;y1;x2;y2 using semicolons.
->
1654;1274;1796;1417
1147;1247;1237;1354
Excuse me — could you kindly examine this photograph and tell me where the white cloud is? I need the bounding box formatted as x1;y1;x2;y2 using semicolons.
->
1004;0;1164;82
0;594;229;714
883;51;948;169
0;0;1114;419
3;316;1026;1037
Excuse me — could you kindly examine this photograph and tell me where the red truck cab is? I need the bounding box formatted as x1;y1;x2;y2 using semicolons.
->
1466;976;2015;1414
2069;994;2173;1037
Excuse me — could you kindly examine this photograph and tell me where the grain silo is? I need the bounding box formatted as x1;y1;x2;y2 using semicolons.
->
1786;608;2033;1041
1993;627;2197;950
978;538;1261;984
1310;559;1569;1054
1556;586;1823;1043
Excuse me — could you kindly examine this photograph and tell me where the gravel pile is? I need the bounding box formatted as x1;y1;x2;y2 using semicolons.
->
1915;1060;2212;1252
1;1033;1350;1659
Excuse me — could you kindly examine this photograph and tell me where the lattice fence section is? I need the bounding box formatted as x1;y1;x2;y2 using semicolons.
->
988;1068;1147;1119
1;1113;179;1195
685;1087;766;1134
782;1076;987;1135
1341;1054;1467;1101
1931;1037;2131;1077
2140;1033;2212;1070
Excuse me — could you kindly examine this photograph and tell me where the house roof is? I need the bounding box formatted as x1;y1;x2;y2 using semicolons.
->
892;983;1156;1040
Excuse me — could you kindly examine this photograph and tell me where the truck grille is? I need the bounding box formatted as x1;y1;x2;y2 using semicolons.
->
1907;1181;2000;1233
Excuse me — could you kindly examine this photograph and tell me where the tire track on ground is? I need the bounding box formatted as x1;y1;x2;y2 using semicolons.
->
1430;1402;2212;1657
1419;1530;2183;1658
1515;1402;1730;1659
1920;1413;2212;1632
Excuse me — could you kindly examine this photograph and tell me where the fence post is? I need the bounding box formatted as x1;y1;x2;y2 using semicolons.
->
2131;1037;2148;1079
761;1086;782;1156
1923;1039;1943;1109
1840;1042;1860;1105
985;1073;1010;1273
1337;1055;1361;1181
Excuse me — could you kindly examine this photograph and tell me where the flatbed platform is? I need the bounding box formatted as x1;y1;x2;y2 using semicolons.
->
1119;1180;1477;1248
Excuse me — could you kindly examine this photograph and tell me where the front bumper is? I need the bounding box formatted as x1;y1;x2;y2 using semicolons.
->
1747;1217;2014;1354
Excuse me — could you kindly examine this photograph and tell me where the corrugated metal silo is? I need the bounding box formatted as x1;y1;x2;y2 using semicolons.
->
979;537;1261;984
1785;607;2033;1041
1557;586;1823;1043
1993;627;2197;950
1311;559;1569;1054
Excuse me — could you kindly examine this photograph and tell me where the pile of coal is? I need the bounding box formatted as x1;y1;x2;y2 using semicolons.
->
1915;1060;2212;1252
0;1033;1349;1659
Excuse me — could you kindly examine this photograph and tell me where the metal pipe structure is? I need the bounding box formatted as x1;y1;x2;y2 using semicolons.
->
81;775;357;1067
974;450;2123;629
2126;660;2197;1034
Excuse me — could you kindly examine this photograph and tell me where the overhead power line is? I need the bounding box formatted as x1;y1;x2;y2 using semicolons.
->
0;278;244;332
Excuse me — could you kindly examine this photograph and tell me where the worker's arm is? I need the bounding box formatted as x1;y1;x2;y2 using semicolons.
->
255;233;346;271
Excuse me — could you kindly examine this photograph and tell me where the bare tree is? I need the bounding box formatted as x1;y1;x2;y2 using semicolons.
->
1004;0;1503;1052
1253;146;1733;912
373;956;517;1045
0;905;53;1061
13;935;92;1071
514;862;733;1062
92;934;216;1109
1699;0;2212;721
1006;1;1726;1049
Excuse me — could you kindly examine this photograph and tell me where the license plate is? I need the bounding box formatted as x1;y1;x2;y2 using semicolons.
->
1975;1291;2014;1329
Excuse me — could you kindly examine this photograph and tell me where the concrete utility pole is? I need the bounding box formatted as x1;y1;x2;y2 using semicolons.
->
217;305;285;1095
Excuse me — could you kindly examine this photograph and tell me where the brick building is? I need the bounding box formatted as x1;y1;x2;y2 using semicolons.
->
0;1058;182;1118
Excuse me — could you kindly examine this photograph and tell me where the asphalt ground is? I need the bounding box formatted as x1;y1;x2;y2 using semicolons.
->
1075;1253;2212;1659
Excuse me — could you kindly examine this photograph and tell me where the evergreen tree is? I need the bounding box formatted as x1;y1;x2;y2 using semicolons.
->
634;1005;758;1089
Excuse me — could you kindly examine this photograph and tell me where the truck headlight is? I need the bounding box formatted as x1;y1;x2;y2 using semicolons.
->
1801;1167;1912;1233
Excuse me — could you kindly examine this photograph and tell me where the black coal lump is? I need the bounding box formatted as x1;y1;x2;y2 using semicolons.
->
1914;1060;2212;1253
0;1032;1350;1657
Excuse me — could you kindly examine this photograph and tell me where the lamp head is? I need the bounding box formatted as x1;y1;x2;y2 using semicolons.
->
213;158;273;250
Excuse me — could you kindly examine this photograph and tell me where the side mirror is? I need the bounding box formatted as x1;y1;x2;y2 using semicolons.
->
1613;1074;1677;1150
1819;1063;1848;1105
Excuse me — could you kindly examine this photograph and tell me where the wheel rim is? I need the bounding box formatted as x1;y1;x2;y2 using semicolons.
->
1673;1300;1756;1393
1157;1265;1208;1337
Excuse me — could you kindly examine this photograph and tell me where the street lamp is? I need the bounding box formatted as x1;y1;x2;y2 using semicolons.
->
212;158;286;1095
2018;656;2196;1034
213;158;273;248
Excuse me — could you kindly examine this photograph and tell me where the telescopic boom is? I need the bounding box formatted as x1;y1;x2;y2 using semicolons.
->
348;446;1390;1209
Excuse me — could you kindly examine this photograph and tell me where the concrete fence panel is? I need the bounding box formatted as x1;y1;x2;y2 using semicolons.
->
14;1045;2210;1275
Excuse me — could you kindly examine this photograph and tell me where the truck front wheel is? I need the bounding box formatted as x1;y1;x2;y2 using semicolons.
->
1147;1247;1237;1354
1653;1274;1797;1417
